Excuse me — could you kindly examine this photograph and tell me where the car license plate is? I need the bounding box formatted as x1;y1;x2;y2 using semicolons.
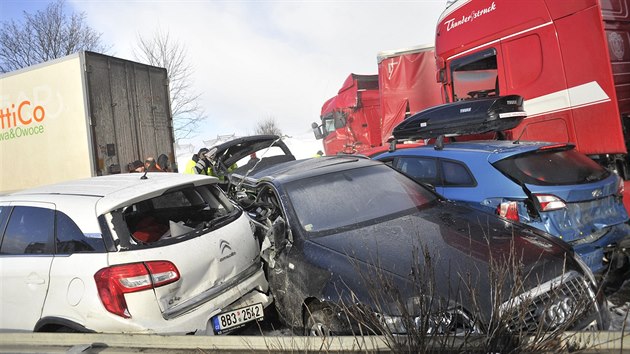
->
212;303;264;334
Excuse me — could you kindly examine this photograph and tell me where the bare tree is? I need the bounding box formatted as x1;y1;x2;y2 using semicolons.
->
0;0;108;73
255;116;283;136
134;29;205;142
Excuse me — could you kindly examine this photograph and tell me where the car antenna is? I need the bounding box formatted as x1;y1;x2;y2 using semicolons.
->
512;125;528;145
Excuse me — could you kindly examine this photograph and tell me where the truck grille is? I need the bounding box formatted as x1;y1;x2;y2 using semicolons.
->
499;271;596;334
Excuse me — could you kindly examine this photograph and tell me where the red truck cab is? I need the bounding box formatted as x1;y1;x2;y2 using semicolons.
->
313;74;381;155
435;0;630;209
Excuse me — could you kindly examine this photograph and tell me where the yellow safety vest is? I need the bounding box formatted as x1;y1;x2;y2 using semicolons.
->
184;160;197;174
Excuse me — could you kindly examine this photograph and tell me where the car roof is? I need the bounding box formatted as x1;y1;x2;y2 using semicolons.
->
359;142;425;158
1;173;218;215
382;140;572;162
244;155;380;185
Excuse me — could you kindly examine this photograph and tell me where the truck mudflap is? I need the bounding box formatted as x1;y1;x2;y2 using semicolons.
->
392;95;526;141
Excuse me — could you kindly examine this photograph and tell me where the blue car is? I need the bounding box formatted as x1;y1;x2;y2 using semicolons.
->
375;140;630;274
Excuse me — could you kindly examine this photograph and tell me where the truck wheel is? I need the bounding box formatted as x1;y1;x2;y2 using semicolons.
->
304;303;342;336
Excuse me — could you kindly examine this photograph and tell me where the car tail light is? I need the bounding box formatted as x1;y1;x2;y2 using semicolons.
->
534;194;566;211
617;180;625;197
94;261;180;318
497;201;519;221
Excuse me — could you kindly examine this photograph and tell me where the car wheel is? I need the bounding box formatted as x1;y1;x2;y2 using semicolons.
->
304;303;342;336
54;326;79;333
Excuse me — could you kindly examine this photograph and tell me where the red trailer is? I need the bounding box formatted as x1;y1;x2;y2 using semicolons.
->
434;0;630;209
313;46;442;155
377;45;443;145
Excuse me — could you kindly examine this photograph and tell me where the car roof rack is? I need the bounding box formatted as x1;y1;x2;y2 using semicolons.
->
390;95;526;150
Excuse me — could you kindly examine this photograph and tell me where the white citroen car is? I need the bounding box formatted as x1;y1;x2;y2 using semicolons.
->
0;173;272;334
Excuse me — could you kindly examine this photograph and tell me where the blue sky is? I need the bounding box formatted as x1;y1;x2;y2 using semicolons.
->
1;0;447;150
2;1;48;20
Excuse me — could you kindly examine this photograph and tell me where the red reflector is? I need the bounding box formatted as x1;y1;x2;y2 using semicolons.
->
534;194;566;211
537;143;570;151
497;201;519;221
94;261;180;318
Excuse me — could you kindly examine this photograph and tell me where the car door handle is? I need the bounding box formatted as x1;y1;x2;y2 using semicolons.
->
26;274;46;285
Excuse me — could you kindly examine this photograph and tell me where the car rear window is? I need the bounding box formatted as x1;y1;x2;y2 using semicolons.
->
493;148;610;186
114;184;238;245
285;165;436;234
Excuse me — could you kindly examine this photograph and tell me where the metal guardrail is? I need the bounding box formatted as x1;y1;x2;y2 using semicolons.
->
0;332;628;353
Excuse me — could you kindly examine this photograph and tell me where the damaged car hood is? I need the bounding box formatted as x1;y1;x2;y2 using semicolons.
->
303;201;577;315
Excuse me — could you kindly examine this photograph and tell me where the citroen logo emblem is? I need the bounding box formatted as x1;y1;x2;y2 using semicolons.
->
219;239;236;262
220;240;232;255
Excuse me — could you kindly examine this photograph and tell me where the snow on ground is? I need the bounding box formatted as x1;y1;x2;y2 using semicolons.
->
609;301;630;331
282;133;324;159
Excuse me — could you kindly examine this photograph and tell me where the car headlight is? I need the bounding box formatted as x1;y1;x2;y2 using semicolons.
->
375;308;481;335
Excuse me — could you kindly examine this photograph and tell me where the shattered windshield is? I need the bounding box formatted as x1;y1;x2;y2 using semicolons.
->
285;165;436;234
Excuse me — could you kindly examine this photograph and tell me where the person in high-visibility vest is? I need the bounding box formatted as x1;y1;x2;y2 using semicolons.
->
185;147;237;179
184;148;209;174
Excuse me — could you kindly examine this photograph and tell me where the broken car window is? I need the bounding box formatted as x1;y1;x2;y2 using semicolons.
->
114;184;239;245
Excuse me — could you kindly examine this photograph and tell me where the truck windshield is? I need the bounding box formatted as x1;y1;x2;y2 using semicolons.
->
493;148;610;186
285;165;436;234
450;48;498;101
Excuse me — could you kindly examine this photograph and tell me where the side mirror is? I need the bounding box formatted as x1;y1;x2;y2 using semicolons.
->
311;122;323;140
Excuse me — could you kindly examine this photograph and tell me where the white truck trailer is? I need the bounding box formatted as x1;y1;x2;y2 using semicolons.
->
0;51;176;193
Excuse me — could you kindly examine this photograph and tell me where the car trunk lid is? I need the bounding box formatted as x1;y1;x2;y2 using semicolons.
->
107;213;259;318
492;145;628;243
525;177;627;243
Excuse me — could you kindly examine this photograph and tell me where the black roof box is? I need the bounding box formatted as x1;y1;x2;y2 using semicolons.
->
392;95;526;140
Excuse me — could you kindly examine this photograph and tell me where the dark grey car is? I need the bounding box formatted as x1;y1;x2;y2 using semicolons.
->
226;155;608;340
